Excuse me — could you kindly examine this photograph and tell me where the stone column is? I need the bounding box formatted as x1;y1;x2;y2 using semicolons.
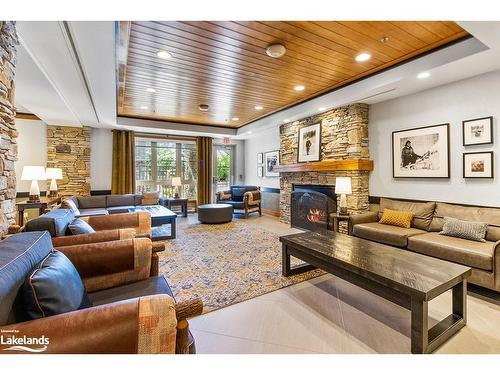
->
0;22;19;232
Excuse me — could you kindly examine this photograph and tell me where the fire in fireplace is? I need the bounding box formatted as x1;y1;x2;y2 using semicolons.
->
290;184;336;233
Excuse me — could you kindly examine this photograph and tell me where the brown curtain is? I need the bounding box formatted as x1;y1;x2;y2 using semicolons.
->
111;130;136;194
196;136;213;205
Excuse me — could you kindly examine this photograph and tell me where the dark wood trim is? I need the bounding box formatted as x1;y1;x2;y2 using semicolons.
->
463;151;494;179
297;122;322;163
274;159;374;173
16;191;47;198
15;112;41;121
261;208;280;217
91;190;112;196
462;116;493;146
261;187;280;194
392;123;450;179
368;195;500;210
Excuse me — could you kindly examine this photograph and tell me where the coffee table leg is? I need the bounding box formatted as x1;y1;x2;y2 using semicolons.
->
453;280;466;323
411;298;429;354
282;244;291;276
183;201;187;217
171;217;176;239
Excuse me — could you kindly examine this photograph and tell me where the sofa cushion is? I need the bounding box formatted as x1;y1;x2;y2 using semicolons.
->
107;205;135;214
407;232;494;271
231;187;247;202
430;202;500;242
440;217;488;242
220;200;245;209
22;249;92;321
352;222;426;248
25;209;75;237
61;198;80;215
379;209;414;229
76;208;109;217
0;232;54;325
379;198;436;231
77;196;107;209
106;194;136;208
68;218;96;235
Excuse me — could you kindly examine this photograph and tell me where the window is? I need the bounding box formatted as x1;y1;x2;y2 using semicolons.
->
135;137;197;199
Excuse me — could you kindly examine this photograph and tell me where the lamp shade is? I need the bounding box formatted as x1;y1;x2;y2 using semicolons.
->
335;177;352;195
45;167;63;180
172;177;182;187
21;166;46;181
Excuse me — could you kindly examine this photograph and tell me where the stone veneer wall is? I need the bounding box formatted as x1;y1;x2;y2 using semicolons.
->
47;126;91;197
279;103;370;231
0;22;18;231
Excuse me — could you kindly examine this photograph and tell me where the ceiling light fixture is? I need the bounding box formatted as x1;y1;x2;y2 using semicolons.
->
355;53;371;62
283;119;290;123
319;107;325;111
294;85;305;91
146;88;156;93
265;44;286;58
198;104;209;112
232;117;239;121
417;71;431;79
380;36;390;44
254;105;263;110
140;106;148;110
157;50;172;59
247;131;252;134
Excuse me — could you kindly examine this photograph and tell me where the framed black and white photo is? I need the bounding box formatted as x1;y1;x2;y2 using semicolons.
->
257;152;263;164
264;150;280;177
257;166;263;177
297;123;321;162
463;151;494;178
392;123;450;178
463;116;493;146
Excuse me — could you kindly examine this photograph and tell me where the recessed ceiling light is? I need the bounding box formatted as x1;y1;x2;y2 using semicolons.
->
355;53;371;62
380;36;390;44
198;104;209;112
265;44;286;58
417;71;431;79
283;119;290;123
157;50;172;59
319;107;325;111
146;88;156;93
247;131;252;134
254;105;263;110
140;106;148;110
294;85;305;91
232;117;239;121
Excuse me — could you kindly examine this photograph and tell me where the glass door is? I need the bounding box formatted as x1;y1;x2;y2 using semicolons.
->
213;145;234;200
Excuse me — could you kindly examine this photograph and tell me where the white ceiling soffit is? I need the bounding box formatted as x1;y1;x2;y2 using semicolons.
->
16;21;99;127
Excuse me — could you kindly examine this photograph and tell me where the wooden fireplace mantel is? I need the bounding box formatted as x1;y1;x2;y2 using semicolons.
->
274;159;374;173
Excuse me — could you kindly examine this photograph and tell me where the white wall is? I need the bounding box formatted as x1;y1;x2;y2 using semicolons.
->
244;126;280;188
370;69;500;207
90;127;113;190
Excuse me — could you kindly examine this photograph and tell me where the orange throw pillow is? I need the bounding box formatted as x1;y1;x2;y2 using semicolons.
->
141;192;160;206
379;209;414;229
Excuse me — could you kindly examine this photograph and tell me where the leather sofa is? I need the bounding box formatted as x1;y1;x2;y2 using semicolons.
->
216;185;262;218
350;197;500;292
0;231;202;354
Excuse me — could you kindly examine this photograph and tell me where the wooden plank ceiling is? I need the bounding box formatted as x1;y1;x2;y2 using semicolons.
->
117;21;468;128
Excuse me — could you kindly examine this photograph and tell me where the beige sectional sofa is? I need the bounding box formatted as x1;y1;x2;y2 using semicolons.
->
350;198;500;292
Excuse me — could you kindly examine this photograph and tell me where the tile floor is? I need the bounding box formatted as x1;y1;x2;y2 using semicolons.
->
181;214;500;354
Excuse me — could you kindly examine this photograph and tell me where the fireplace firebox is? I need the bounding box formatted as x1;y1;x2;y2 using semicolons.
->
290;184;336;233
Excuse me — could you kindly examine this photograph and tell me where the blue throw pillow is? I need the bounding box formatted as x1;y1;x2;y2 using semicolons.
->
68;218;95;235
22;250;92;320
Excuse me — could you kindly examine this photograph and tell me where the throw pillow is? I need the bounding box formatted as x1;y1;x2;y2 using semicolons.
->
379;209;414;229
440;217;488;242
68;218;96;235
61;198;80;215
141;191;160;205
23;250;92;320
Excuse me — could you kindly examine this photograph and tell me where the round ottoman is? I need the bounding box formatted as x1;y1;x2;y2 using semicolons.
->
198;203;233;224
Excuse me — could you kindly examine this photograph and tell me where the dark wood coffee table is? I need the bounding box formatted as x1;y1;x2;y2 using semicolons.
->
279;231;472;354
128;205;177;240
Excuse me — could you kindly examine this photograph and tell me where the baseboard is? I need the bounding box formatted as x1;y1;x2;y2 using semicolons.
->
262;208;280;217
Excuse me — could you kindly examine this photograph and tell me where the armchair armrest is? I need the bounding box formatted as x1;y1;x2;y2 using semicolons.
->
348;211;379;234
57;238;152;292
81;212;151;237
243;190;261;205
216;190;232;201
1;295;177;354
52;228;136;247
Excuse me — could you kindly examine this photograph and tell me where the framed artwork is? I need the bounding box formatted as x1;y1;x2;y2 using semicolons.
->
297;123;321;162
257;166;263;177
264;150;280;177
463;116;493;146
463;151;494;178
392;123;450;178
257;152;263;164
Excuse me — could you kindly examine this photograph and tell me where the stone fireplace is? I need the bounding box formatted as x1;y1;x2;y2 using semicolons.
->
278;103;371;233
291;184;336;233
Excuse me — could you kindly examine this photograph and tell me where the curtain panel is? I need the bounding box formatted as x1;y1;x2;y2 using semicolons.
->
196;137;213;205
111;130;136;194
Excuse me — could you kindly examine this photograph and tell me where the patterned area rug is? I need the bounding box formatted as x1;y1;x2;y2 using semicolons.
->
159;220;324;313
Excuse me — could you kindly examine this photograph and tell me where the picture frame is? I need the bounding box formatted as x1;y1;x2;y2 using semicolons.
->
392;123;450;178
463;151;494;178
462;116;493;146
257;152;263;164
297;123;321;163
264;150;280;177
257;166;263;177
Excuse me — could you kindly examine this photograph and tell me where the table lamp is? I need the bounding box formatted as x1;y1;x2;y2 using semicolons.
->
21;166;46;203
335;177;352;215
172;177;182;198
45;167;63;197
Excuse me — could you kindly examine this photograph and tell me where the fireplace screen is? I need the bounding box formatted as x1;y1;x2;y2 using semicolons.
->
290;185;336;233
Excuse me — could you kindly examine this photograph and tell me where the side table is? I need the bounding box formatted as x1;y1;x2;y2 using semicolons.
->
17;195;62;226
329;212;351;234
165;197;188;217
